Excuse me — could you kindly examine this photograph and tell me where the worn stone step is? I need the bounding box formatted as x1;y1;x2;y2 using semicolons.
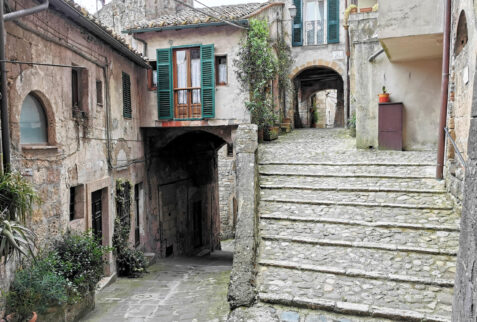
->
259;164;435;179
260;189;454;209
260;175;445;193
259;219;459;255
259;201;460;229
259;239;456;284
257;266;453;320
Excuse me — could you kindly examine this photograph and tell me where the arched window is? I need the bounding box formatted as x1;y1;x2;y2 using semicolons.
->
20;94;48;144
455;11;468;56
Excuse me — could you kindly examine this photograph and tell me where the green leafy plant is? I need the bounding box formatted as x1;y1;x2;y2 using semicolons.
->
113;180;146;277
0;171;39;264
382;86;387;94
5;254;69;320
348;112;357;129
53;231;110;299
234;19;279;128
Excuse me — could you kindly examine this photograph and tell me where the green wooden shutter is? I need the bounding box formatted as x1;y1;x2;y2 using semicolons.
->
201;44;215;118
156;48;173;120
292;0;303;46
327;0;340;44
122;72;132;118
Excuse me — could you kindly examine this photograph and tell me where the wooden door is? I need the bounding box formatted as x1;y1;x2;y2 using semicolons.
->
92;190;103;244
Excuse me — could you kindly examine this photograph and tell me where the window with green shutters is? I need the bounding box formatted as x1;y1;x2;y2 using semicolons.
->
293;0;340;46
292;0;303;46
327;0;340;44
156;44;215;120
122;72;132;118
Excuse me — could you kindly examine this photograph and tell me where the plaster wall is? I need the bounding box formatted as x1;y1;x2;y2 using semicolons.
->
3;0;147;284
137;26;250;126
350;13;442;150
377;0;443;39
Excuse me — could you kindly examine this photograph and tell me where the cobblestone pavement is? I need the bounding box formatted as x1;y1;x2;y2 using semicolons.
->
233;129;460;322
82;241;233;322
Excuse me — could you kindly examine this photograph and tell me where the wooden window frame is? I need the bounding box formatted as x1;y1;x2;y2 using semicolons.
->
172;47;202;119
147;61;157;91
215;55;227;86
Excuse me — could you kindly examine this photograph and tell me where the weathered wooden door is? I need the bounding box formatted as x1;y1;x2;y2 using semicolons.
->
192;201;202;248
92;190;103;244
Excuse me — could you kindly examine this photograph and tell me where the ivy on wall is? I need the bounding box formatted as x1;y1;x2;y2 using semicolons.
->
235;19;293;128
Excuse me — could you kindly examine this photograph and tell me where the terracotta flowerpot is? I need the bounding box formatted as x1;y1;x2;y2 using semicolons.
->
360;7;372;13
263;126;279;141
29;312;37;322
378;93;390;103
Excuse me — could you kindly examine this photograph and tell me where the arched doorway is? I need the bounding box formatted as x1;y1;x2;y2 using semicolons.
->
144;129;228;257
293;66;344;128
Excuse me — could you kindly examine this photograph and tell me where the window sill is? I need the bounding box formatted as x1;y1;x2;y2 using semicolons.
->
22;145;58;151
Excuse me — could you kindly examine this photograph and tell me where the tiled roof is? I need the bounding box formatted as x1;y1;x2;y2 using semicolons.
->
126;2;269;31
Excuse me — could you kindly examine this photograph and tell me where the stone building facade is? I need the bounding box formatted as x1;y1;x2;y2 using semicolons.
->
1;0;149;289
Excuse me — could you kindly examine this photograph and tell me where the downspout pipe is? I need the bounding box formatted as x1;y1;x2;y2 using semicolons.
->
436;0;451;179
0;0;49;172
344;0;351;123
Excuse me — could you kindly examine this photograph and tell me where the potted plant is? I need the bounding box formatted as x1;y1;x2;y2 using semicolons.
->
379;86;390;103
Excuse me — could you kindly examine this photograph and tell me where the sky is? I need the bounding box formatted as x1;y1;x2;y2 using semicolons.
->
75;0;267;14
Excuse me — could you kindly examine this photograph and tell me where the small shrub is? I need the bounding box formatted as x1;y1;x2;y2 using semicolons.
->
53;231;111;298
6;254;68;320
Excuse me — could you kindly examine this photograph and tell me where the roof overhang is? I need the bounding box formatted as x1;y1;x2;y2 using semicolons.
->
48;0;150;68
123;19;249;34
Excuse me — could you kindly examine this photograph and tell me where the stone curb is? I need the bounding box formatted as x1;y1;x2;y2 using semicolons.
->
260;198;454;210
258;259;455;287
260;184;446;194
260;235;458;256
259;162;436;167
259;214;460;232
258;293;451;322
259;171;435;179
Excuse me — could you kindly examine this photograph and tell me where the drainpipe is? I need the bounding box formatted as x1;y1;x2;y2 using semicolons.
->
344;0;351;123
436;0;451;179
0;0;49;172
133;34;147;58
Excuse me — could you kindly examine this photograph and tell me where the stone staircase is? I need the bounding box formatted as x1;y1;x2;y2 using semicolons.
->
254;129;460;322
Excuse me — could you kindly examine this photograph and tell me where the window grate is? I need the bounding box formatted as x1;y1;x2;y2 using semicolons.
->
122;72;132;118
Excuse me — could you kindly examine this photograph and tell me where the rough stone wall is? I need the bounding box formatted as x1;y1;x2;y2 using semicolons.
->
452;1;477;319
218;145;236;240
96;0;193;52
444;0;477;201
228;124;259;309
2;0;147;290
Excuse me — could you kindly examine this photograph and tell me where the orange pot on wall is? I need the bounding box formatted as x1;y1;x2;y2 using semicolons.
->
379;93;390;103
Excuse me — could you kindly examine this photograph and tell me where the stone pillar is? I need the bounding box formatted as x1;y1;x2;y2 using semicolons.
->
227;124;259;309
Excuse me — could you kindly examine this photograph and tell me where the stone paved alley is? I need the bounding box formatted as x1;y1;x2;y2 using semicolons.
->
81;241;233;322
231;129;460;322
84;129;460;322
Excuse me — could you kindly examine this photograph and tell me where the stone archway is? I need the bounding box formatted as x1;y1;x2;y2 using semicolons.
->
292;65;345;128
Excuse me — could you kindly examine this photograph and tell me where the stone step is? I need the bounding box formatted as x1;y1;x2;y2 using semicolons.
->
260;189;454;209
259;164;435;179
259;202;460;229
259;239;456;284
259;219;459;255
260;175;445;193
257;266;453;321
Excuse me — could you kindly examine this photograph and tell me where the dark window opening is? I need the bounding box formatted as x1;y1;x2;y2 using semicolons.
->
166;245;174;257
134;183;141;247
96;80;103;106
147;61;157;91
455;10;468;56
69;187;76;221
215;56;227;85
227;143;233;157
122;72;132;118
72;68;80;112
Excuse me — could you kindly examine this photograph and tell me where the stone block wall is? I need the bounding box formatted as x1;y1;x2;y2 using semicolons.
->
218;145;236;240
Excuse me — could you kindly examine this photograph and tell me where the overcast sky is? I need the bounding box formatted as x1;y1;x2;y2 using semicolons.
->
75;0;267;14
